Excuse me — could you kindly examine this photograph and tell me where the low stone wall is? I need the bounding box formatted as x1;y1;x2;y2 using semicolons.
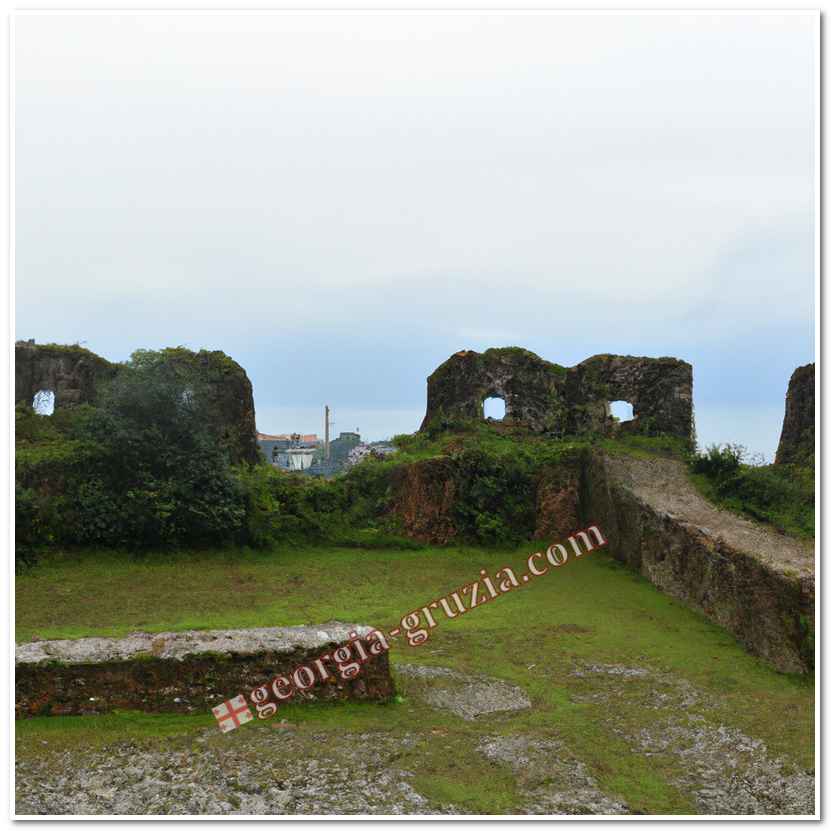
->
584;451;814;674
16;625;395;718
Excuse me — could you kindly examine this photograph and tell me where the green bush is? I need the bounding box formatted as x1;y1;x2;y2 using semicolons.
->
233;464;334;546
16;349;248;551
689;443;744;479
688;444;813;539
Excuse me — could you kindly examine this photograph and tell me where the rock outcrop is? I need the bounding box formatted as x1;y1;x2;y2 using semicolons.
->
420;348;693;442
775;363;815;466
15;625;394;718
584;450;814;674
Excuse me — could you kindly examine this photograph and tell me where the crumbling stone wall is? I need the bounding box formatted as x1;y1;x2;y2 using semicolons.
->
16;625;394;718
387;449;587;546
775;363;815;466
420;348;569;434
15;341;259;465
565;354;694;438
584;450;813;674
15;341;117;409
388;458;459;544
154;348;260;465
420;347;693;441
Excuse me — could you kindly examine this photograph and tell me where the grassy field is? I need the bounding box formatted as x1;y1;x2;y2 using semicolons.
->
16;543;814;814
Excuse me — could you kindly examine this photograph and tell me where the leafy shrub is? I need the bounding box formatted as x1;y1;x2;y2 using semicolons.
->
689;444;813;538
689;443;744;479
233;464;335;546
16;349;247;551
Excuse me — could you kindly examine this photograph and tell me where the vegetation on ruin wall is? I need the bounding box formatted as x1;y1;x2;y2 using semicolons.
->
16;351;814;567
210;423;590;551
15;350;249;566
17;341;114;365
688;444;814;539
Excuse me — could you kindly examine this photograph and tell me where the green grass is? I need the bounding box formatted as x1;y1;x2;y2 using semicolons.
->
599;433;689;460
391;421;589;465
16;542;814;815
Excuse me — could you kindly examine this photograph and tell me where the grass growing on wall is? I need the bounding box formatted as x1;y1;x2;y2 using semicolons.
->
688;444;814;539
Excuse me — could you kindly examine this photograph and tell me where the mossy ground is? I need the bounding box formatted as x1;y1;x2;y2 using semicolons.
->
16;544;814;814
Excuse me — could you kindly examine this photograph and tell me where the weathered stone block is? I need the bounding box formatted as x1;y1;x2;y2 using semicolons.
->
15;625;395;718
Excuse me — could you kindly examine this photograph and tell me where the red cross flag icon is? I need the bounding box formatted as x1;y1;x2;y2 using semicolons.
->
212;694;253;733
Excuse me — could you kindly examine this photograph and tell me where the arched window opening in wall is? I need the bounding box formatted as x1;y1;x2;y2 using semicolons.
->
609;400;634;423
32;390;55;416
483;396;506;421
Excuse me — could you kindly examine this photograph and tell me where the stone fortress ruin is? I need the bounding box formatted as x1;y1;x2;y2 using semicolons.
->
420;347;694;441
13;339;816;678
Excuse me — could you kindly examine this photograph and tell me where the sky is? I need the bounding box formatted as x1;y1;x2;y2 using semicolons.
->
15;13;816;459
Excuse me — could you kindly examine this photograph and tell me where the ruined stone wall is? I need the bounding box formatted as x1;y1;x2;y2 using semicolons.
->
584;451;813;674
15;341;117;409
565;355;693;438
16;625;394;718
388;458;459;544
15;342;260;465
155;348;260;465
420;347;694;441
420;348;569;434
775;363;815;466
387;450;586;546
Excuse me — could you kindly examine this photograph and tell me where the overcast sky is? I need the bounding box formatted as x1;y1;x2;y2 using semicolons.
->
15;12;816;458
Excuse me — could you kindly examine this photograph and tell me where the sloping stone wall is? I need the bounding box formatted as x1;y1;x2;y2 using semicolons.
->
584;450;813;674
16;625;394;718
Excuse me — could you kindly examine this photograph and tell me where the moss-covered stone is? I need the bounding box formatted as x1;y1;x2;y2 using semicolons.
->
775;363;815;466
15;342;259;465
15;341;117;409
420;348;693;442
15;625;394;718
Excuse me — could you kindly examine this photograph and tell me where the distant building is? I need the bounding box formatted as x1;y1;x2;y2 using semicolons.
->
307;431;361;477
257;427;395;478
328;431;361;465
256;431;320;467
344;443;397;469
275;447;317;471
